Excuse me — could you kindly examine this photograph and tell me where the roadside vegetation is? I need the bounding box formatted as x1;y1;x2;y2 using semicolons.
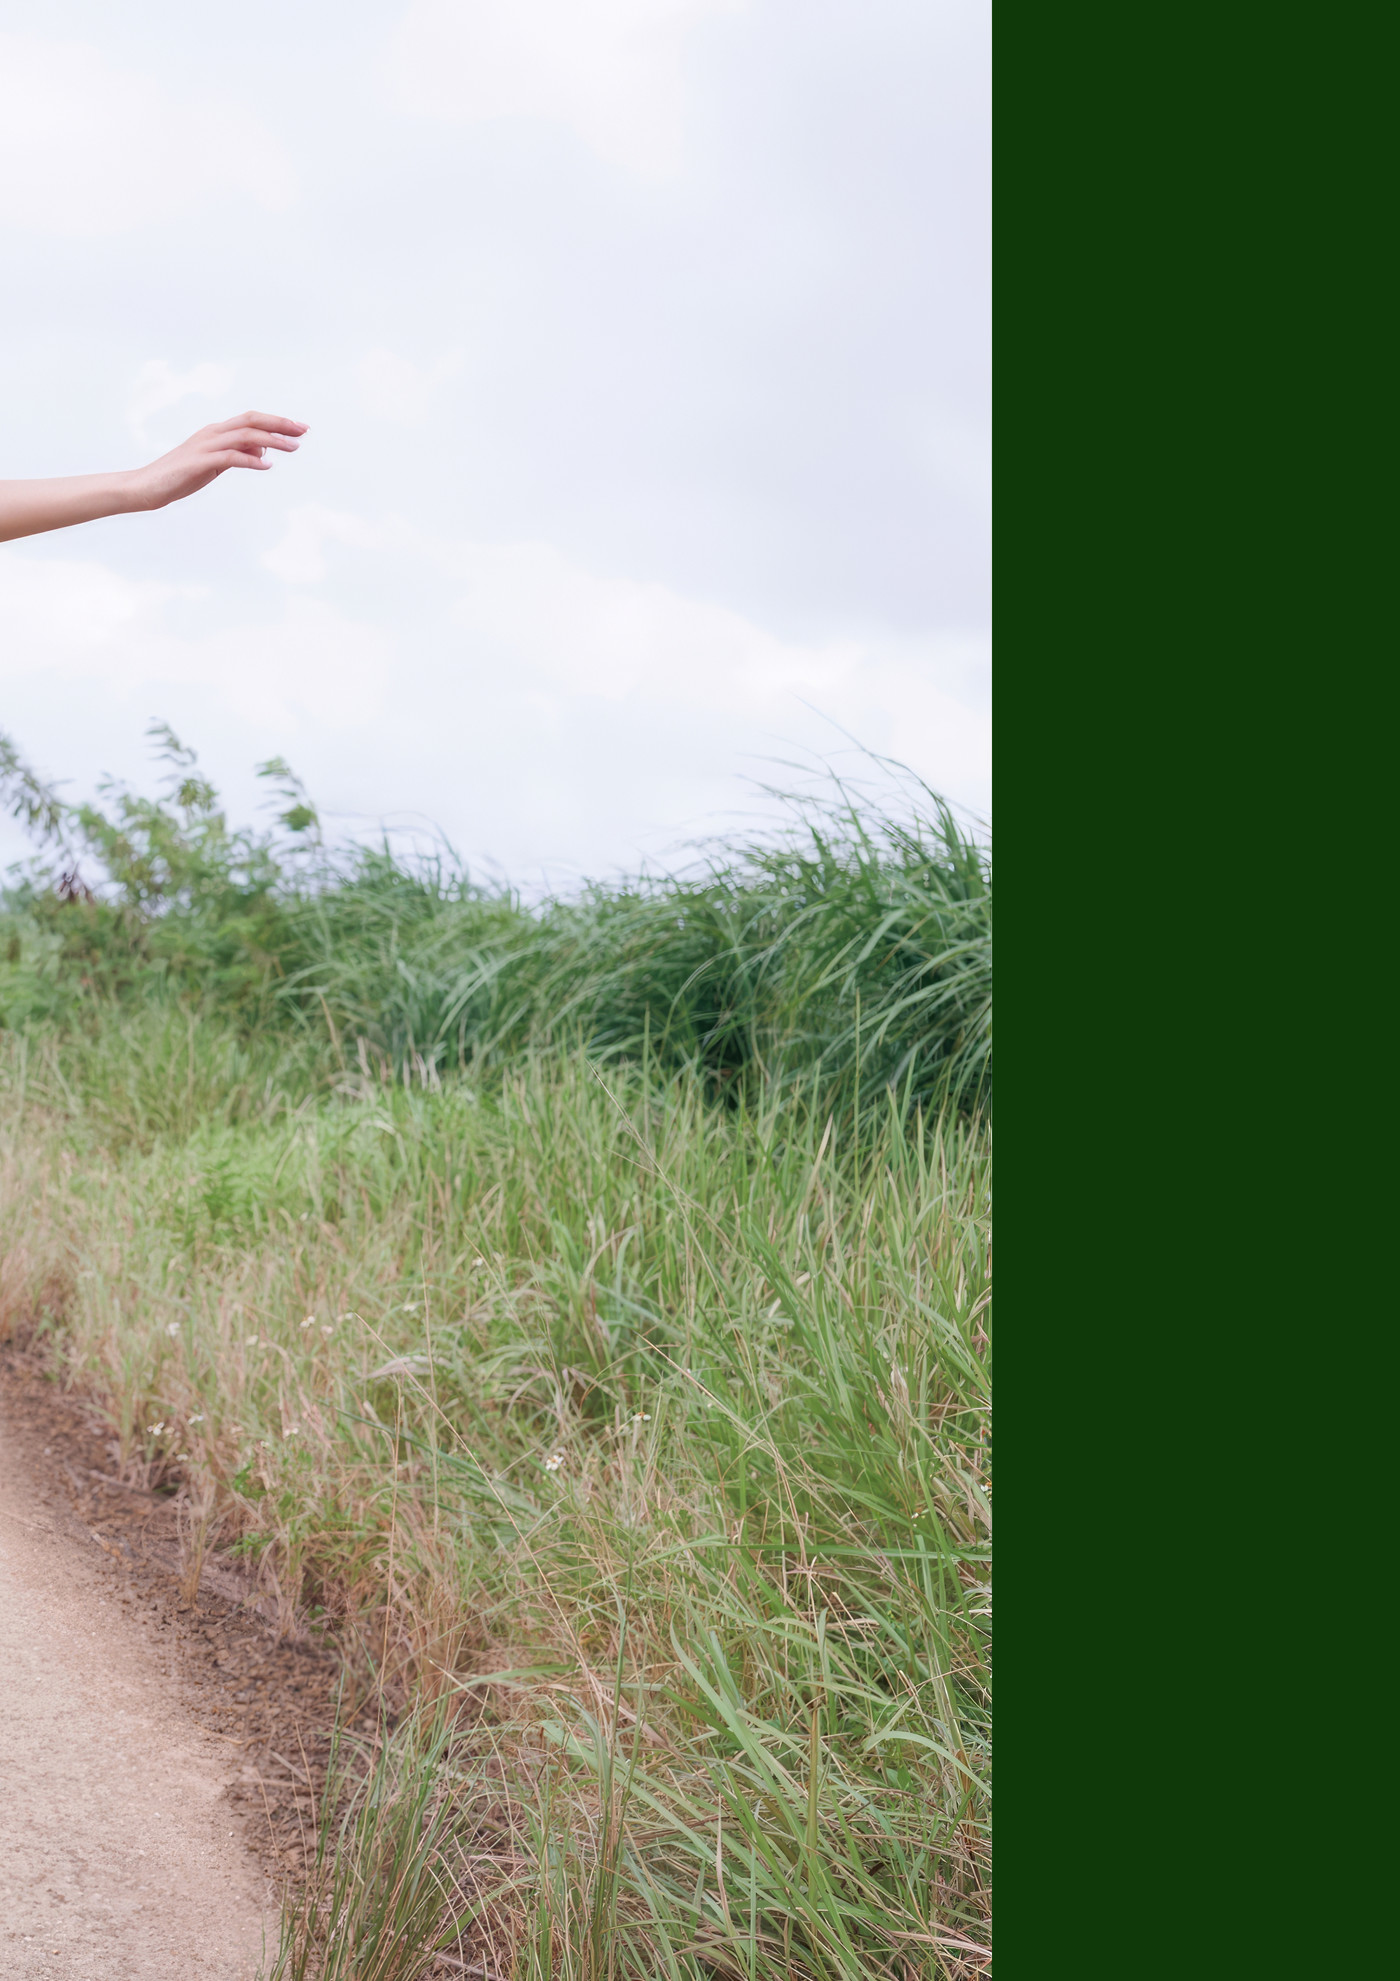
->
1;726;991;1978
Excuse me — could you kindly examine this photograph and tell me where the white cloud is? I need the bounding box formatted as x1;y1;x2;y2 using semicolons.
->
126;361;236;449
353;349;465;424
0;36;296;235
256;510;990;808
0;547;388;730
6;521;988;875
442;537;856;708
262;507;400;585
0;548;196;652
387;0;748;176
168;601;395;732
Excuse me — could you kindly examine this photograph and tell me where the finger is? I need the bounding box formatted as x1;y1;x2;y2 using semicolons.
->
206;427;299;453
214;411;308;436
214;449;272;471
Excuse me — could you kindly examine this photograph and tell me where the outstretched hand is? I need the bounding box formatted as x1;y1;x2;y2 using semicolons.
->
0;410;309;544
129;412;309;510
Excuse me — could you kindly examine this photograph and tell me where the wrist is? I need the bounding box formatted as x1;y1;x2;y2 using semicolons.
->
111;467;156;515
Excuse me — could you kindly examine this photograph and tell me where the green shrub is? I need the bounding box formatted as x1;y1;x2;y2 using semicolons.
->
1;727;990;1127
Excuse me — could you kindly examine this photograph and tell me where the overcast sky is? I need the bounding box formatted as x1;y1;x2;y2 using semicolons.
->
1;0;989;887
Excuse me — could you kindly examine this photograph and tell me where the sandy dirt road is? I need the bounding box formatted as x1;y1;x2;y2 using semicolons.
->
0;1399;276;1980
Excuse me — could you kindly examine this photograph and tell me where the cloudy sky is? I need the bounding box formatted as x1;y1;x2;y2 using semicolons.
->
1;0;989;886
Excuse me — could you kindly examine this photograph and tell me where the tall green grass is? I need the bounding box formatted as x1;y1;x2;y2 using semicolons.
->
278;783;990;1125
0;730;991;1975
1;732;989;1127
1;1027;990;1976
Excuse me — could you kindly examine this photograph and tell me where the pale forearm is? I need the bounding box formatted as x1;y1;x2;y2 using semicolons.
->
0;411;306;546
0;471;146;544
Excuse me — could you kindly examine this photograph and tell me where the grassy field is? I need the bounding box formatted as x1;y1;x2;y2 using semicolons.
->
0;732;991;1979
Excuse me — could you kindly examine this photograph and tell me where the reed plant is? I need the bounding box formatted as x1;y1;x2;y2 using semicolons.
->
275;778;990;1125
1;732;989;1128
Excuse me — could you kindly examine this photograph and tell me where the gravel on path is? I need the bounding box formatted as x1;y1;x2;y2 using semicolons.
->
0;1385;277;1981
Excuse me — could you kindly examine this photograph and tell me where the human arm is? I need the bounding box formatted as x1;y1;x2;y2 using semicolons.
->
0;411;308;544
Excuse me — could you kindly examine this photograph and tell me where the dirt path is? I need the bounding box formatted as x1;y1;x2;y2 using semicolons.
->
0;1391;277;1980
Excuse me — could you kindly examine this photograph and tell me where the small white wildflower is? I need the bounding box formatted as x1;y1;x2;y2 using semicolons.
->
165;1322;181;1338
543;1449;567;1474
631;1411;651;1424
285;1427;299;1438
189;1414;205;1425
245;1335;259;1348
321;1325;334;1335
147;1421;165;1436
300;1316;316;1329
175;1452;190;1462
402;1301;419;1314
